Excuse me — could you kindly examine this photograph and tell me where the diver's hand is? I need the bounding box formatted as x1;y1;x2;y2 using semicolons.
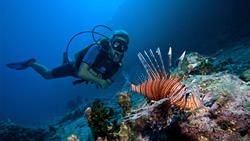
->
99;79;112;89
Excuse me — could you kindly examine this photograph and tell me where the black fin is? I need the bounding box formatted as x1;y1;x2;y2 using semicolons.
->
6;58;36;70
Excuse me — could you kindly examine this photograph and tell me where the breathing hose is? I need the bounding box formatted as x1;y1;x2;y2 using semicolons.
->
64;25;113;64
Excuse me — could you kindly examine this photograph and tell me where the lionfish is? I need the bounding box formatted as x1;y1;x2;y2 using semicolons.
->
131;47;201;110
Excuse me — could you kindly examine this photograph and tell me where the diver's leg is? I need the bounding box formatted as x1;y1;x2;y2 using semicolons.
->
6;58;52;79
30;63;76;79
29;63;54;79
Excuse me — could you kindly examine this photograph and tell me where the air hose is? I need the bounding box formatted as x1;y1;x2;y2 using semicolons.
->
64;25;113;64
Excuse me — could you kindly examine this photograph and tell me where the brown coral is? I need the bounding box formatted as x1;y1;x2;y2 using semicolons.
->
118;92;132;116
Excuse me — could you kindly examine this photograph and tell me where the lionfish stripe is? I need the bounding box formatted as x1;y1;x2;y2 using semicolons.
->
139;80;143;96
171;85;185;99
151;80;158;100
163;77;180;96
192;94;201;108
182;98;187;110
190;94;196;108
158;79;166;99
170;77;184;96
155;79;163;100
173;94;185;105
178;97;186;109
187;99;192;109
145;80;154;100
170;87;185;103
131;84;138;92
171;84;182;97
162;78;173;97
142;80;149;99
149;80;157;100
170;76;183;93
162;79;171;97
170;86;185;103
154;80;160;100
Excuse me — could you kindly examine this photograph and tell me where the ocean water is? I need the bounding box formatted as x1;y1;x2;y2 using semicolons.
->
0;0;249;140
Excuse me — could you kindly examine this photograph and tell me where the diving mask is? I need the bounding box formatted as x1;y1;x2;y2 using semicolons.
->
111;39;128;52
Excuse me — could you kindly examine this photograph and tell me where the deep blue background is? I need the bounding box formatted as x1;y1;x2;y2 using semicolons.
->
1;0;249;127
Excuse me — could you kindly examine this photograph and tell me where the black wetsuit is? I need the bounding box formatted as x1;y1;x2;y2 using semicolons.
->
50;41;122;84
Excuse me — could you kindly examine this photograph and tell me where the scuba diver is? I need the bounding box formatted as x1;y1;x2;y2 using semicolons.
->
6;25;129;89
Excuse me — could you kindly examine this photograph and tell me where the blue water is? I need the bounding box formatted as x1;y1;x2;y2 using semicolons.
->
1;0;249;127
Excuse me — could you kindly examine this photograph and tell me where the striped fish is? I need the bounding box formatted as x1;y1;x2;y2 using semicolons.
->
131;47;201;110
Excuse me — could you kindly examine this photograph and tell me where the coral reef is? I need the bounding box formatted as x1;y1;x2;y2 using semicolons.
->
182;40;250;80
180;74;250;141
2;72;248;141
0;120;47;141
240;69;250;82
118;92;132;116
181;52;214;75
85;99;120;140
0;40;249;141
118;122;131;141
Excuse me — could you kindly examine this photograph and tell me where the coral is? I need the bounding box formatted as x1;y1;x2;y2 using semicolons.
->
66;134;80;141
118;91;132;116
118;122;131;141
181;52;214;75
84;107;93;122
122;73;249;141
85;100;119;140
240;69;250;82
179;74;250;141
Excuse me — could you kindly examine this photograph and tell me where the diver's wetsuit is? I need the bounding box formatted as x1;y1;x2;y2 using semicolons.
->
50;44;121;81
50;62;78;78
51;45;102;78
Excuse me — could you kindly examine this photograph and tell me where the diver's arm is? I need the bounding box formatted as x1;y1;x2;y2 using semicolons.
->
77;62;111;87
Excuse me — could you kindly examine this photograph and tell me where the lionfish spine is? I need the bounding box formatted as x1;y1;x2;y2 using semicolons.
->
156;47;167;78
138;52;155;79
144;51;160;79
168;47;172;76
149;49;162;76
178;51;186;68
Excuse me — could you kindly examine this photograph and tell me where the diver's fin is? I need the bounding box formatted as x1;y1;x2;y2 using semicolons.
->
6;58;36;70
